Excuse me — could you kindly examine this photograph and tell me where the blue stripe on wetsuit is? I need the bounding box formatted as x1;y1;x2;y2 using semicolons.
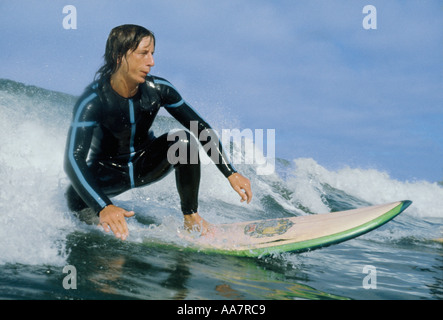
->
153;78;210;125
153;78;177;90
68;92;107;209
153;78;185;108
128;99;136;188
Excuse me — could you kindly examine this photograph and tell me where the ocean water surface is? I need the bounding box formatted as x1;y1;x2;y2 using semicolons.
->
0;79;441;301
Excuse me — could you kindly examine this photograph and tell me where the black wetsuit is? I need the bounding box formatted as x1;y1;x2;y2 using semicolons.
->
64;74;236;215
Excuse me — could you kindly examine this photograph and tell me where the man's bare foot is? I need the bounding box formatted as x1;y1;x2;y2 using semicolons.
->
183;212;213;236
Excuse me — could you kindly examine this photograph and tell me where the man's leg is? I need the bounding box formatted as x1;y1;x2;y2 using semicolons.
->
136;131;201;216
65;161;130;224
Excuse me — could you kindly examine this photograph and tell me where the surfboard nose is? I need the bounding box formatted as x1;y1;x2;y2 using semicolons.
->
400;200;413;212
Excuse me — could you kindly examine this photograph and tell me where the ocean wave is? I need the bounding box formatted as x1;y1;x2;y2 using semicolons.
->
288;157;443;218
1;79;441;266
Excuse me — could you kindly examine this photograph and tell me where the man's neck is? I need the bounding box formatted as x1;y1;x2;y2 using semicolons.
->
110;73;139;98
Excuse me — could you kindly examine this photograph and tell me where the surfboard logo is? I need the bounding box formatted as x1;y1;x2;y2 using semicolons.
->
244;219;294;238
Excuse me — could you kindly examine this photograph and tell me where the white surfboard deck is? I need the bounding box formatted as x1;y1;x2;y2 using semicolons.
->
178;200;412;257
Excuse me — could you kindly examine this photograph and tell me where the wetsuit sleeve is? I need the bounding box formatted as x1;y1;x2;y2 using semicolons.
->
64;91;113;213
153;77;237;178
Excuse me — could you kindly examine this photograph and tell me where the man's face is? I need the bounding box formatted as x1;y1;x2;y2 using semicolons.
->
120;36;155;84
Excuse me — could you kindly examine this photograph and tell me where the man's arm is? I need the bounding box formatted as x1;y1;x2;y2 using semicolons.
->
153;77;252;203
64;90;135;240
64;91;112;214
153;77;237;177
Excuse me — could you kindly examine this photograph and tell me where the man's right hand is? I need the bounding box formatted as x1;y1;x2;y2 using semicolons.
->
99;205;135;240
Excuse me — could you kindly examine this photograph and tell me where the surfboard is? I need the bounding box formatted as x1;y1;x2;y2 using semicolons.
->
178;200;412;257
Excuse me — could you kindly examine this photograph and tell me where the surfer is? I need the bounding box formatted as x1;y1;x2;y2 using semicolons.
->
64;24;252;240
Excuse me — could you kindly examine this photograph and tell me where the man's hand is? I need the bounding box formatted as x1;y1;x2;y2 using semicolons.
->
228;172;252;204
99;205;135;240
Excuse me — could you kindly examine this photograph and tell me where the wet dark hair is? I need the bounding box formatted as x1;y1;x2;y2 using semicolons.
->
95;24;155;80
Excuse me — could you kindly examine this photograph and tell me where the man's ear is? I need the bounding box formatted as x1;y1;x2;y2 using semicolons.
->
114;54;124;72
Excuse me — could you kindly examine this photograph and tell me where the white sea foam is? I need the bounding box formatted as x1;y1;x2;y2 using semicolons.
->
0;97;74;265
288;158;443;218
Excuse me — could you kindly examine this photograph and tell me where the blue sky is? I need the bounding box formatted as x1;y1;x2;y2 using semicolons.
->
1;0;442;182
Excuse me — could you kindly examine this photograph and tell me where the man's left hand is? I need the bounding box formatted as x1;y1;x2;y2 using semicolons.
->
228;173;252;204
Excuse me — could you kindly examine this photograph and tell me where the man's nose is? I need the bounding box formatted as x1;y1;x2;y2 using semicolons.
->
147;54;155;66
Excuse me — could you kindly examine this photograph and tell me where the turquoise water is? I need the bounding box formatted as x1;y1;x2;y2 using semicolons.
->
0;79;442;301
